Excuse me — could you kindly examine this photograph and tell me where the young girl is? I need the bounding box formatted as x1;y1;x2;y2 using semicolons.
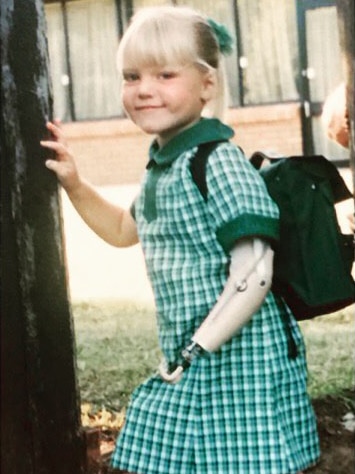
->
42;6;320;474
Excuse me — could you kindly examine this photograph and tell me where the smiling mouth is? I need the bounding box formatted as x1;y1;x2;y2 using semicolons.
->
135;105;163;111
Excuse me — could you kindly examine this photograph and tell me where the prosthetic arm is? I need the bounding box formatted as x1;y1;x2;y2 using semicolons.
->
159;238;274;383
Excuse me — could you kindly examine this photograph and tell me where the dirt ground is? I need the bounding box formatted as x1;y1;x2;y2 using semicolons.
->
94;389;354;473
306;390;354;474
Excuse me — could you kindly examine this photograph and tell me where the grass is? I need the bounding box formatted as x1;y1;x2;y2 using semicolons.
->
73;299;160;412
72;300;354;414
299;309;354;398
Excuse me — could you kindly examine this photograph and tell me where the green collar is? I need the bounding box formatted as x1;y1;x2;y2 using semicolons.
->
147;118;234;168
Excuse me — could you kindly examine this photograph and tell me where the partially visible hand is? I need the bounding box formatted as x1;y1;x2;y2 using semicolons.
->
41;120;81;192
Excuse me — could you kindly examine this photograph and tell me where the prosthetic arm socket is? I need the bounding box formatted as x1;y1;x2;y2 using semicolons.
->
192;238;274;352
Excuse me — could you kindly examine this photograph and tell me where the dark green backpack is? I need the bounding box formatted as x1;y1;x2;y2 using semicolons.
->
190;141;355;320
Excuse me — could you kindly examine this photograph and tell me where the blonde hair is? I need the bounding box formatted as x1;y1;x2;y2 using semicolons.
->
116;6;229;119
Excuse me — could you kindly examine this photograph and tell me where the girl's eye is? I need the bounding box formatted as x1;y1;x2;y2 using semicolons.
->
158;71;178;80
123;72;140;82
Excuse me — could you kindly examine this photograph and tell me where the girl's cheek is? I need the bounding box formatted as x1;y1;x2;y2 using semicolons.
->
122;93;132;111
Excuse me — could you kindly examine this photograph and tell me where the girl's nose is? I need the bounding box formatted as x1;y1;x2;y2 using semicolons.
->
137;77;154;97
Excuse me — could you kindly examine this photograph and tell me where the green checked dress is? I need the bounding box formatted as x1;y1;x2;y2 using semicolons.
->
111;118;320;474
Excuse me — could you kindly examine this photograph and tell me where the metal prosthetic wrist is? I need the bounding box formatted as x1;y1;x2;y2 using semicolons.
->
158;341;205;384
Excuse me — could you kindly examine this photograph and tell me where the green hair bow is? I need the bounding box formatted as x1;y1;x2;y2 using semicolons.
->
207;18;234;55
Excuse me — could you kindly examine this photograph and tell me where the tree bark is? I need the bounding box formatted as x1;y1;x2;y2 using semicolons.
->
1;1;84;472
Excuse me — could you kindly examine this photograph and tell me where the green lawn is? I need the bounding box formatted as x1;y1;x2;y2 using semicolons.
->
73;299;161;412
73;300;354;414
300;309;354;398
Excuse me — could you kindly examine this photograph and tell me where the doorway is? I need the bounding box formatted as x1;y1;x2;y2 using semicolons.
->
297;0;348;161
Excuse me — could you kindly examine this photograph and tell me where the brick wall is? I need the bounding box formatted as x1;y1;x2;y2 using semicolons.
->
62;102;303;186
228;103;302;157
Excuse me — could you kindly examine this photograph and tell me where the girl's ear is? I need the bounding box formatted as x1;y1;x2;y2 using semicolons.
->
200;70;217;103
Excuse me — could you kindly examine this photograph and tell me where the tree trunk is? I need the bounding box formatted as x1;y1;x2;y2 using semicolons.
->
1;1;85;473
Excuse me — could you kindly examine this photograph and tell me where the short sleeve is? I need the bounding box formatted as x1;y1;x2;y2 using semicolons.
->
205;143;279;253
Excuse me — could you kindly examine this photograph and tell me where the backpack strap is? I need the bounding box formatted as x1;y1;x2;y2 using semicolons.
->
250;151;285;170
190;140;228;201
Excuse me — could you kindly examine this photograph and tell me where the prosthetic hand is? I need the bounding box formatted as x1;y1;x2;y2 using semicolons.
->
159;238;274;383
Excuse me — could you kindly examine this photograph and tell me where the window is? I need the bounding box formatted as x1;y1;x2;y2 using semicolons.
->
45;0;122;121
45;0;300;121
45;2;70;121
237;0;299;105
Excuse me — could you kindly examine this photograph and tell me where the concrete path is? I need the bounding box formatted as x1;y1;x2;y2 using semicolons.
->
61;185;154;304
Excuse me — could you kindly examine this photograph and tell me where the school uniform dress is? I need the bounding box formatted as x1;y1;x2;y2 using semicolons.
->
111;118;320;474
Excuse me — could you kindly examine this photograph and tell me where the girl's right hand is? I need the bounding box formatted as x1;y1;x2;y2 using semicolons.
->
41;120;80;193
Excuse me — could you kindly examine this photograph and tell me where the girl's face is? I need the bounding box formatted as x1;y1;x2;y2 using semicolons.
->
121;63;214;146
